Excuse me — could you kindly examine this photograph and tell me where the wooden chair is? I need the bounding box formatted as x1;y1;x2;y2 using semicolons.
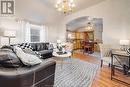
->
99;44;112;67
83;42;92;54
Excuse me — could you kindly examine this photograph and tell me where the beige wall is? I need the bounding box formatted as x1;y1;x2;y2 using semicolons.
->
58;0;130;45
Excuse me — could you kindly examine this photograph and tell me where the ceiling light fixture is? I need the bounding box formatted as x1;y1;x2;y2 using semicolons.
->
85;22;94;31
55;0;76;14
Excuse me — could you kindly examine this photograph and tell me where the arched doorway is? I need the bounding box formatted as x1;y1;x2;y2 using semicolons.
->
66;16;103;53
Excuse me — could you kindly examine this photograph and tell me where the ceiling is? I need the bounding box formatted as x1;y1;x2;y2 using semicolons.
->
43;0;105;12
66;16;103;31
15;0;105;24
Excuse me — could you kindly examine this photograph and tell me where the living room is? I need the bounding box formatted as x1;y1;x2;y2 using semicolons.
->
0;0;130;87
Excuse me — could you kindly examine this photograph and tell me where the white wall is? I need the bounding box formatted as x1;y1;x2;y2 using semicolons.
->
59;0;130;45
1;0;130;44
0;18;47;45
47;23;59;42
0;18;60;45
0;17;20;45
0;0;64;45
15;0;63;43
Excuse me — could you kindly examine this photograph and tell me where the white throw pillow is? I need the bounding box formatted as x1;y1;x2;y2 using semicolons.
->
14;46;42;66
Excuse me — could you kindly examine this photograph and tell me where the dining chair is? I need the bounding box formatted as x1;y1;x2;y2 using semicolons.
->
99;44;112;67
83;41;93;54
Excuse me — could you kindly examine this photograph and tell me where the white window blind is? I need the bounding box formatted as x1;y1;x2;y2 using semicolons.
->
24;22;48;42
30;28;40;42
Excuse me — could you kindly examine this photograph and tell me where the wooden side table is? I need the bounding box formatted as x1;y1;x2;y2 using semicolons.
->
111;50;130;85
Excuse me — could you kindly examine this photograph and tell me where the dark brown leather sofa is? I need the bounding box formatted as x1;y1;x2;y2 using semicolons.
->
0;59;56;87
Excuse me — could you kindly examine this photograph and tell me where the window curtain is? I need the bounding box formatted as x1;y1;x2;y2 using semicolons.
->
17;19;26;43
40;26;44;42
25;22;31;42
18;21;48;43
40;25;48;42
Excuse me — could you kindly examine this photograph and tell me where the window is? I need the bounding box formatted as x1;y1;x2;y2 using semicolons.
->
30;28;40;42
25;22;47;42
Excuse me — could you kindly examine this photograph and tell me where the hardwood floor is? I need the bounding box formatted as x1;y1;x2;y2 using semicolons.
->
72;52;130;87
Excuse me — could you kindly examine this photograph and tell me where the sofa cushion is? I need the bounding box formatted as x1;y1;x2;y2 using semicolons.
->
36;43;49;51
1;45;14;52
38;50;53;55
38;50;53;59
47;44;54;50
0;49;21;68
29;43;37;51
25;43;50;51
36;43;43;51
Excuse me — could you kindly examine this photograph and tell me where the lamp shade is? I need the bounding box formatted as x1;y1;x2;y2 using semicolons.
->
57;40;62;43
4;30;16;37
119;40;129;45
68;34;72;39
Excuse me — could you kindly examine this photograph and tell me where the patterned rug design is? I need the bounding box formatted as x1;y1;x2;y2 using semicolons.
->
54;58;99;87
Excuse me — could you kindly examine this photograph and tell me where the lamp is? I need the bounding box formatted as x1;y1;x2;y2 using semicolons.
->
57;40;62;44
4;30;16;44
119;40;129;50
85;22;94;31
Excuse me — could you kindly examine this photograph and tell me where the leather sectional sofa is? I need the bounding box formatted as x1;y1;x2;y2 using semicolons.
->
0;42;56;87
0;59;56;87
29;43;53;59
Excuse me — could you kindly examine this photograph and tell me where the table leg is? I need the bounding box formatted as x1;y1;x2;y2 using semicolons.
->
111;54;114;80
123;64;127;75
61;58;63;69
129;57;130;69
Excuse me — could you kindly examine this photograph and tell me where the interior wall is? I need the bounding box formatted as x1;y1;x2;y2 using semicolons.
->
127;0;130;39
59;0;130;45
47;23;60;43
0;17;60;45
0;0;64;45
15;0;64;43
0;17;20;45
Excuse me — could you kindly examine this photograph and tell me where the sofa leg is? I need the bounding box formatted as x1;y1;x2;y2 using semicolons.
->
101;60;103;67
109;63;111;67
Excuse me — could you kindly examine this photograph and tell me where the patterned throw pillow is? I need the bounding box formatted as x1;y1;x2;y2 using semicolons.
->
23;48;42;58
19;43;33;50
11;43;42;58
14;46;42;66
126;48;130;55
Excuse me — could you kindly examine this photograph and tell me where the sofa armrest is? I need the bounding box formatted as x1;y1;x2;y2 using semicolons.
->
0;59;56;87
34;59;56;87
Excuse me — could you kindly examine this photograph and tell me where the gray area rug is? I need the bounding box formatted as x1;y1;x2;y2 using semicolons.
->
54;58;99;87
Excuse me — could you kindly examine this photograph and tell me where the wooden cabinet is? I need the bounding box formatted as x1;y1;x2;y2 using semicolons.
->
66;31;98;51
